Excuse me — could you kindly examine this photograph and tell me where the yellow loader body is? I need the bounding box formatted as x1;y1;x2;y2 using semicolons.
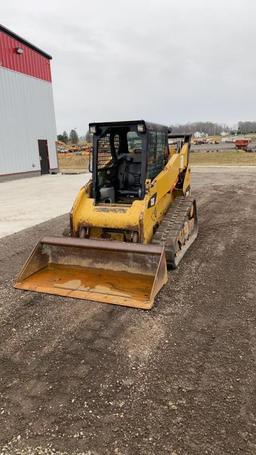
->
71;147;190;244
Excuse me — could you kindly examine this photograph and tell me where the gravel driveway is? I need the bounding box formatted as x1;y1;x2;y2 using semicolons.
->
0;168;256;455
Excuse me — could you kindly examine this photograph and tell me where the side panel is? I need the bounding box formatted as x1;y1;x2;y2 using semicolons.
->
142;144;190;242
0;67;57;175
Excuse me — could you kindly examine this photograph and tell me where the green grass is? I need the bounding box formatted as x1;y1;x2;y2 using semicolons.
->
190;150;256;166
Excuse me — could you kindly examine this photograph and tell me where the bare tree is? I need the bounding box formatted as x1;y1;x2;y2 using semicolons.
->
238;121;256;134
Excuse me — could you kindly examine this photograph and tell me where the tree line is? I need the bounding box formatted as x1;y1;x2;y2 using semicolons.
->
170;121;256;135
237;122;256;134
170;122;233;136
58;121;256;144
57;129;79;144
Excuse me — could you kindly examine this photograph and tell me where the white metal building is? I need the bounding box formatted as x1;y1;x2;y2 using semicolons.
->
0;24;58;180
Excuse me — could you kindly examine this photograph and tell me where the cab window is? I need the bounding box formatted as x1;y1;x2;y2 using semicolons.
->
147;131;167;179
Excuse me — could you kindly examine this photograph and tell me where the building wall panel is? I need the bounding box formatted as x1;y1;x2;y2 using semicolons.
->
0;31;51;82
0;67;57;175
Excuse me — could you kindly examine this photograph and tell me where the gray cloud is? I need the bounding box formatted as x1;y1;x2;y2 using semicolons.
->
2;0;256;134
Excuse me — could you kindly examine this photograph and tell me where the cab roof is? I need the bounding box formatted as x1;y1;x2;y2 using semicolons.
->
89;120;171;133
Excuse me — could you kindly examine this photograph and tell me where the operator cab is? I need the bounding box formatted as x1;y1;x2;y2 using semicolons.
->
89;120;170;204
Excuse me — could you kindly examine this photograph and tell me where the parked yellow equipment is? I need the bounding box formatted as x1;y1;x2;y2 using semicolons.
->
15;120;198;309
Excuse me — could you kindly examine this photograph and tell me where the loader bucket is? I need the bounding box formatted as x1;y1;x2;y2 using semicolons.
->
14;237;168;309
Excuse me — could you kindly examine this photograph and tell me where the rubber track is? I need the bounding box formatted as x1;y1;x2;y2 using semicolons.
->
152;196;197;268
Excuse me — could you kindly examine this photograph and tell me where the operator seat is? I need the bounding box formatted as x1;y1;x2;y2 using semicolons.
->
117;150;142;193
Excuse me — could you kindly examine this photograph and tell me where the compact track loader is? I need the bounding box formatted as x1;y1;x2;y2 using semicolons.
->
15;120;198;309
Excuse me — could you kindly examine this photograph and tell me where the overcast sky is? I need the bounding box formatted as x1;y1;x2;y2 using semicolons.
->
2;0;256;134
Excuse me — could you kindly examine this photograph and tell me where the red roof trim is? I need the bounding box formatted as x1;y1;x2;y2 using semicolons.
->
0;24;52;59
0;27;52;82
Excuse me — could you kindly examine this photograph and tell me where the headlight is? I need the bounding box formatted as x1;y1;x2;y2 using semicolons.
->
90;125;97;134
137;124;145;133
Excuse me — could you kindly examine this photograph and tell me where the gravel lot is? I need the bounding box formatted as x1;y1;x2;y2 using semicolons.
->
191;142;256;152
0;168;256;455
191;142;233;152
